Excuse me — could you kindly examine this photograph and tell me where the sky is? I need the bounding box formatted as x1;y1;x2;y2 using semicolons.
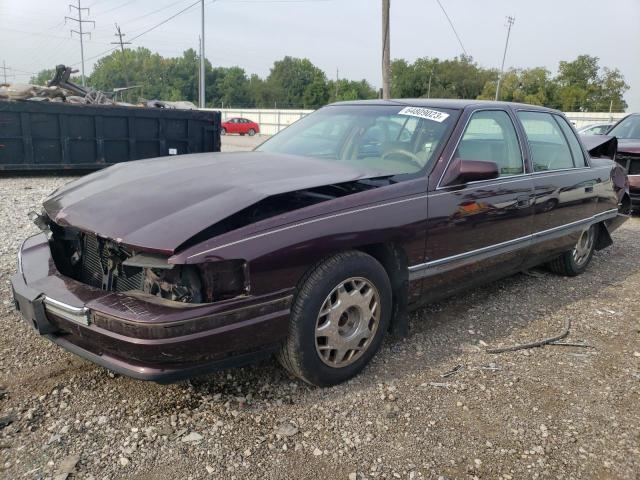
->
1;0;639;110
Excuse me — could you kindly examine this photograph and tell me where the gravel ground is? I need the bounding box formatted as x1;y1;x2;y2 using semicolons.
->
0;146;639;479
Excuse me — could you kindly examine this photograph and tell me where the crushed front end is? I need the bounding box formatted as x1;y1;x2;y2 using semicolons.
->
11;215;292;383
616;152;640;210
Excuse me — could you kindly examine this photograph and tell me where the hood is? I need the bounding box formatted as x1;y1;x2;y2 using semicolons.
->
616;139;640;155
579;134;617;159
43;152;387;254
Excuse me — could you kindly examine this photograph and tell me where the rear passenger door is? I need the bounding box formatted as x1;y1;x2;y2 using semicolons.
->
417;109;534;302
516;111;604;263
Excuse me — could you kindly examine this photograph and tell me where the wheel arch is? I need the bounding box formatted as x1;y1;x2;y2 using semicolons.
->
355;242;410;338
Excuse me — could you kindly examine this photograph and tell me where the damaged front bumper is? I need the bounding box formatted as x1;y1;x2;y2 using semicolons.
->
11;234;292;383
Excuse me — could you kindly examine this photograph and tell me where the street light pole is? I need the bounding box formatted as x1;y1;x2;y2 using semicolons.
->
495;16;515;101
199;0;206;108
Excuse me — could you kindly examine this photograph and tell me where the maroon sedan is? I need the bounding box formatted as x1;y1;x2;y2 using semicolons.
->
12;100;628;387
221;117;260;136
607;113;640;212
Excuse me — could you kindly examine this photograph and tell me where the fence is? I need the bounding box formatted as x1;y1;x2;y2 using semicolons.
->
564;112;626;129
201;108;313;135
202;108;628;134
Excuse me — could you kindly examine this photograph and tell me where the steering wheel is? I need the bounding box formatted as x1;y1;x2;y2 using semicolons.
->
381;149;423;169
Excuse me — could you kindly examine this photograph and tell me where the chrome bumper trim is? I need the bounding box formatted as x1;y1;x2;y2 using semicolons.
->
43;297;90;326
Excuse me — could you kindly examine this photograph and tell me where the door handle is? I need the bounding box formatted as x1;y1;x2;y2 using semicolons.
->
585;186;594;193
516;195;530;208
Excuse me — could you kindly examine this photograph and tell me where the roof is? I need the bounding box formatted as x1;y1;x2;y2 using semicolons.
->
328;98;561;113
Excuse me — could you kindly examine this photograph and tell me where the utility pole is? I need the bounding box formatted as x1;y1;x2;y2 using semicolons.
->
1;61;12;84
111;24;131;90
199;0;206;108
66;0;95;87
335;67;339;99
381;0;391;99
495;15;515;101
427;69;434;99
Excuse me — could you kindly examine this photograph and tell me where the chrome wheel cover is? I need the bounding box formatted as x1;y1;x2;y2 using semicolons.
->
572;226;595;266
315;277;381;368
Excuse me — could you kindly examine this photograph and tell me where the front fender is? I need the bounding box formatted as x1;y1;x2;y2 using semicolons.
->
170;189;429;296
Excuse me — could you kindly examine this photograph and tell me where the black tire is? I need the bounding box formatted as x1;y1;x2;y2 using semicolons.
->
220;128;226;136
248;128;256;136
547;224;598;276
240;133;245;136
277;251;392;387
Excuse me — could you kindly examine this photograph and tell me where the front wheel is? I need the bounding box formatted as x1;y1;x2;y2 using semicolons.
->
547;224;598;276
248;128;256;136
277;251;392;387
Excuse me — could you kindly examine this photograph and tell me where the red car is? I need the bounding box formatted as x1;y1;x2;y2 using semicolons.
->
221;117;260;136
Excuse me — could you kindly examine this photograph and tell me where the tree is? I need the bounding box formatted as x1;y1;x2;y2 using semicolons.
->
555;55;600;110
27;49;628;113
29;69;56;86
263;56;328;108
598;67;629;112
328;78;377;102
391;55;496;100
478;67;555;106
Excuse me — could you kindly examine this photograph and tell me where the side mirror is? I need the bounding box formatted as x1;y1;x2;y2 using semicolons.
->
441;158;499;187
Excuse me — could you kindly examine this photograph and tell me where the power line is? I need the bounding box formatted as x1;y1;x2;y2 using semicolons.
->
129;0;201;42
70;0;202;67
434;0;468;56
495;16;515;101
66;0;96;86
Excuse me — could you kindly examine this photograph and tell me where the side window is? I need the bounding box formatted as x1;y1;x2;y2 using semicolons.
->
517;111;574;172
455;110;523;177
554;114;587;167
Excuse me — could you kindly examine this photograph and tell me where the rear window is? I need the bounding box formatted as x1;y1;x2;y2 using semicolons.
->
517;111;574;171
554;115;587;167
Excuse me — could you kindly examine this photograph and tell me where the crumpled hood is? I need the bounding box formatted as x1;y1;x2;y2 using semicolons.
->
580;134;617;159
44;152;387;254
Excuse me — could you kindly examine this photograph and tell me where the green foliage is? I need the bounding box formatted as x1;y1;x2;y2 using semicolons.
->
28;50;629;112
328;79;377;102
392;55;497;100
29;69;57;86
478;67;555;106
477;55;627;111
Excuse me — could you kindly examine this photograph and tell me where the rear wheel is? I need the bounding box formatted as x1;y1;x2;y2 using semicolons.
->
277;251;391;387
547;224;598;276
220;128;226;135
248;128;256;136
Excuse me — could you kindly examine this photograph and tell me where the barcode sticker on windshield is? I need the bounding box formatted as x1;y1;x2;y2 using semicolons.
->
398;107;449;123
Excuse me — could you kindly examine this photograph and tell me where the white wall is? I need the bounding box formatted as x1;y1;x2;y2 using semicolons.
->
203;108;627;134
202;108;313;135
564;112;626;128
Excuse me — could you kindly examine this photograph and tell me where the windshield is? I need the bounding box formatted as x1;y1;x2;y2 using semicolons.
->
608;115;640;139
256;105;458;176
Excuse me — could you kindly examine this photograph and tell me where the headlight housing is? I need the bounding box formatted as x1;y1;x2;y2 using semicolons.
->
140;260;248;304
